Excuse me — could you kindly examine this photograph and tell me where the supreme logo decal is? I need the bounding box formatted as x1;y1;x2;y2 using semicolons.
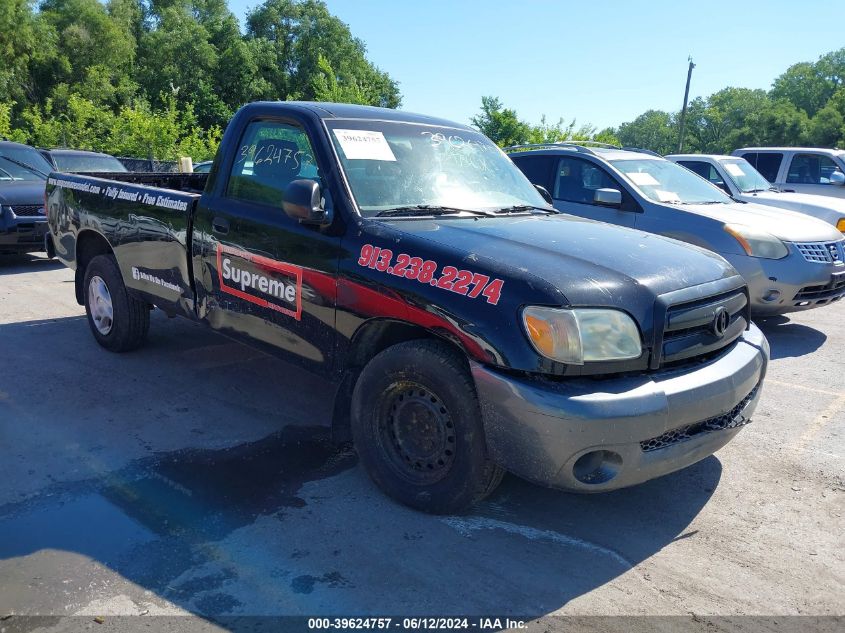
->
216;244;303;320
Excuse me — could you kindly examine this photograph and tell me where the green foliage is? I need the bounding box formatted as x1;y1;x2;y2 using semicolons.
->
525;116;597;145
471;97;530;147
612;47;845;154
246;0;400;109
471;97;607;148
616;110;677;154
0;0;400;160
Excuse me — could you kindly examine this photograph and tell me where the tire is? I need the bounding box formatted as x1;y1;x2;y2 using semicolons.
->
351;339;504;514
83;254;149;352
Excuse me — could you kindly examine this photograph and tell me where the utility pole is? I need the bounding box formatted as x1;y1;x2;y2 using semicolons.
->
677;57;695;153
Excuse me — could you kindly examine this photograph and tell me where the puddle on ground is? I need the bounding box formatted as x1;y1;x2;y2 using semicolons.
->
0;425;357;592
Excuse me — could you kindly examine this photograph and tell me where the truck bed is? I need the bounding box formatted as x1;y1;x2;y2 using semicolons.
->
46;171;204;319
74;171;209;194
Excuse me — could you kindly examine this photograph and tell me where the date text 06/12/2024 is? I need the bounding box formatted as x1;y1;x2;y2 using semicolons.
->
307;618;526;630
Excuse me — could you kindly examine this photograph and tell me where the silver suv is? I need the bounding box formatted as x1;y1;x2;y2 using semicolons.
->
509;143;845;316
732;147;845;200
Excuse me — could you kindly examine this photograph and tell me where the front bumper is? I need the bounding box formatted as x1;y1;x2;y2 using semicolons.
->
472;323;769;493
0;207;47;253
725;248;845;316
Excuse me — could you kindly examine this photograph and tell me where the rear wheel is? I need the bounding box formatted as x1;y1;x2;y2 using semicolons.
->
83;254;149;352
351;339;504;514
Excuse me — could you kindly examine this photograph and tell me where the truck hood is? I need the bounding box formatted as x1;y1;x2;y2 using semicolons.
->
383;213;738;306
0;181;46;207
679;200;843;242
738;190;845;226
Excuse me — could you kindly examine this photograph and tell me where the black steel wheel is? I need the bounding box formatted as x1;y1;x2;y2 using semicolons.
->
351;339;504;514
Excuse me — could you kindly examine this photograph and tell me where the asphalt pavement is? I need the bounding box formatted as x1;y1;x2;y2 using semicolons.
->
0;253;842;632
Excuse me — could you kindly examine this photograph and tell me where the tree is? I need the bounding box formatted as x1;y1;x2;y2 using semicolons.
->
615;110;677;154
807;104;844;147
525;116;596;145
771;49;845;118
246;0;400;107
36;0;137;108
471;96;530;147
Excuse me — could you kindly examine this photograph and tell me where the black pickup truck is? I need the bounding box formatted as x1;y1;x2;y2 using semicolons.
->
46;102;769;513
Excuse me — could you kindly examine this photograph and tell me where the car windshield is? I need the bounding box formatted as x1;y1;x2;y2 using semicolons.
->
54;153;127;173
718;158;772;193
611;158;732;204
325;120;547;216
0;146;52;181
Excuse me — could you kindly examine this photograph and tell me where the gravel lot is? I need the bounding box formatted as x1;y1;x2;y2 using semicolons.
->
0;253;842;632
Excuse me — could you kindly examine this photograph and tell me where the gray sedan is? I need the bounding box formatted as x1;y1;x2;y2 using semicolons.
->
509;144;845;316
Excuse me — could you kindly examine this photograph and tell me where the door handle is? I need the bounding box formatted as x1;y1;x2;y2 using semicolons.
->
212;217;229;234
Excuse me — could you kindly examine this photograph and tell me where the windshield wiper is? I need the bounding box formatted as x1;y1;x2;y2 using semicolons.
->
491;204;558;214
374;205;494;218
0;155;48;178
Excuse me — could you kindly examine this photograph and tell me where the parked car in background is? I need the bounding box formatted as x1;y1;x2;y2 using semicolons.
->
667;154;845;232
46;101;770;513
0;140;52;254
732;147;845;199
39;148;128;173
193;160;213;173
509;143;845;316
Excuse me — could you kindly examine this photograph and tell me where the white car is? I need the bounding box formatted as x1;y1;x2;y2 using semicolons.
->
731;147;845;200
668;154;845;233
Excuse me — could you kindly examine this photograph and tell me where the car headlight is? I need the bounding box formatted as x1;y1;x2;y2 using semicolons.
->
723;223;788;259
522;307;642;365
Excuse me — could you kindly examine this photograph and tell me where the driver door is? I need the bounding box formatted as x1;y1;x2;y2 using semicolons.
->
193;116;342;377
551;156;640;227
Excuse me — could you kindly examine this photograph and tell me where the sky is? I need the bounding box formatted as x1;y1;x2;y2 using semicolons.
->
226;0;844;130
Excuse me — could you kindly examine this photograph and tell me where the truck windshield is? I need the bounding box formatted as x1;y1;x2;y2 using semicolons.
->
0;146;51;181
612;158;732;205
325;120;547;216
718;158;772;193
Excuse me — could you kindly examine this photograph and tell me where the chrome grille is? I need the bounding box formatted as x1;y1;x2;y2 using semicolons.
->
794;241;843;264
10;204;45;217
660;287;748;366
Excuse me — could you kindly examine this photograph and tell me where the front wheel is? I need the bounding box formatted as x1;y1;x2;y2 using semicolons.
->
351;339;504;514
83;254;150;352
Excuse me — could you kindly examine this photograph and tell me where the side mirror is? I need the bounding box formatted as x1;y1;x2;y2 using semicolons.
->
534;184;553;205
283;179;332;226
830;171;845;186
594;188;622;208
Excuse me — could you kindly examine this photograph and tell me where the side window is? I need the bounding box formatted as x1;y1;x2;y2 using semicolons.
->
754;153;782;182
787;153;841;185
678;161;728;192
740;152;757;170
554;157;639;211
226;120;320;206
511;155;555;191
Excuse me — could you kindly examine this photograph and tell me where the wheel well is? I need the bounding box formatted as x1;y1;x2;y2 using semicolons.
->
74;231;114;305
330;320;466;443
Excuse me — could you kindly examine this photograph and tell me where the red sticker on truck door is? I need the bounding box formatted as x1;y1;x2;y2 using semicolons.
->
216;244;303;320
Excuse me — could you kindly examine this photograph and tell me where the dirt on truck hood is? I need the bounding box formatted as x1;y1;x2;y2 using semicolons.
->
682;200;843;242
384;212;739;307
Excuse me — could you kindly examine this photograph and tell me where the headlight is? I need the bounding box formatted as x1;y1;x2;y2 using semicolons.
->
723;224;788;259
522;307;642;365
837;218;845;232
